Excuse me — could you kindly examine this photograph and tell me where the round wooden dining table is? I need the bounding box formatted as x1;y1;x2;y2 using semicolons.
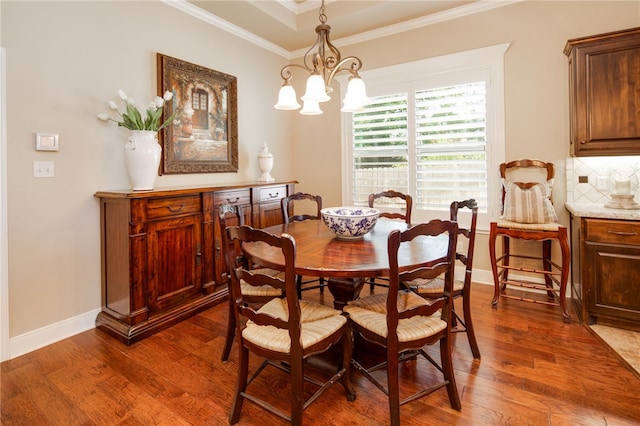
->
243;218;448;308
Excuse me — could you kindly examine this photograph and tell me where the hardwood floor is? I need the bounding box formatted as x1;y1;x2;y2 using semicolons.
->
2;284;639;425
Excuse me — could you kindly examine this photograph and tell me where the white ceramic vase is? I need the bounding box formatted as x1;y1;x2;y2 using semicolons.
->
124;130;161;191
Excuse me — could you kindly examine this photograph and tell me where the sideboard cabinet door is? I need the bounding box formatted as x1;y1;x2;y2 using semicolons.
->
564;27;640;156
146;214;202;313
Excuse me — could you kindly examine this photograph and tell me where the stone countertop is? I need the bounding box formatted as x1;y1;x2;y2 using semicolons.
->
565;202;640;220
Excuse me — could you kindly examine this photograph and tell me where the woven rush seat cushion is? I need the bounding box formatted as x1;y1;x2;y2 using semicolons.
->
496;219;562;231
344;291;446;342
404;277;464;295
240;268;285;297
243;299;346;353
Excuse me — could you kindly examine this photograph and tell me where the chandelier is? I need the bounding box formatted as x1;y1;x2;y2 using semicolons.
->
274;0;369;115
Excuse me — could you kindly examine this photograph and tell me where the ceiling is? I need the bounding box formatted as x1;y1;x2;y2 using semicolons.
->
185;0;482;53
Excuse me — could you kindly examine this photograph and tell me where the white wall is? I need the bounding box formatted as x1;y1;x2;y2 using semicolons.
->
0;1;292;358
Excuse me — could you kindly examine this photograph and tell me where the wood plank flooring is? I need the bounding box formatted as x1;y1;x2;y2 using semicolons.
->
2;284;639;425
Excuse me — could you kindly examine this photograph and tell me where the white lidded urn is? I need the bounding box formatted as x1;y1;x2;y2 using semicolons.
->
124;130;161;191
257;141;275;182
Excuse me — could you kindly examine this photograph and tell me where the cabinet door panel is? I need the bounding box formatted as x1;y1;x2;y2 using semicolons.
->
585;242;640;322
588;48;640;141
147;215;202;313
565;27;640;156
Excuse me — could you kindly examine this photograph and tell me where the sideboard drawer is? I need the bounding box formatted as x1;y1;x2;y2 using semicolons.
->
214;189;251;207
146;195;202;220
258;185;287;204
585;218;640;245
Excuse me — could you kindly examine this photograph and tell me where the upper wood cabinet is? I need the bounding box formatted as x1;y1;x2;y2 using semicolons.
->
564;27;640;156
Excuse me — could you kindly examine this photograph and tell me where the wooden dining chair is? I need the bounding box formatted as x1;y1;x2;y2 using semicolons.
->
489;159;571;321
219;204;284;362
344;219;461;426
368;189;413;224
227;225;356;425
404;199;481;359
367;190;413;291
280;191;326;297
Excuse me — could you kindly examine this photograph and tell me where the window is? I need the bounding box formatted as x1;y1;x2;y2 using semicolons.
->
341;44;509;229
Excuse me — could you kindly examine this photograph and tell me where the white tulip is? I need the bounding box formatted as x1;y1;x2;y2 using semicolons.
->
163;91;173;101
108;101;118;110
97;113;109;121
118;89;127;101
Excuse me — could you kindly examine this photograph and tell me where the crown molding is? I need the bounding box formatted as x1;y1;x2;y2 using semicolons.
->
161;0;291;58
163;0;523;60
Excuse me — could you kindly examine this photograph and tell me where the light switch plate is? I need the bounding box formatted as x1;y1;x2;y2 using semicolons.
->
36;132;59;151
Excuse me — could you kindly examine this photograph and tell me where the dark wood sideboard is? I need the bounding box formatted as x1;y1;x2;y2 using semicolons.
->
94;181;296;344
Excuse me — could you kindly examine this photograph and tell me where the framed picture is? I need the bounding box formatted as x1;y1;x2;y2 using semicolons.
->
157;53;238;174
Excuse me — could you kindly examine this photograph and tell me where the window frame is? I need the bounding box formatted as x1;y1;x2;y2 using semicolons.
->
340;43;510;230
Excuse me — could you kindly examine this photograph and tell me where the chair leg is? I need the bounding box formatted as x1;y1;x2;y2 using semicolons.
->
341;331;357;401
290;355;304;425
221;295;236;362
296;275;303;299
501;235;510;287
542;240;554;297
319;277;325;293
489;222;501;307
558;228;571;322
462;287;481;359
229;345;249;424
387;347;401;426
440;334;462;411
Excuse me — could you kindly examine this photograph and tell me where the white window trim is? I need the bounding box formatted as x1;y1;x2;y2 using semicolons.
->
340;42;510;231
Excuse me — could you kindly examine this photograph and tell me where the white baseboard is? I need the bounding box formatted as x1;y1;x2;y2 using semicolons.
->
6;308;100;361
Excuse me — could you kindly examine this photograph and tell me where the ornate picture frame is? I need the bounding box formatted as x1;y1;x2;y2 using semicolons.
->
157;53;238;174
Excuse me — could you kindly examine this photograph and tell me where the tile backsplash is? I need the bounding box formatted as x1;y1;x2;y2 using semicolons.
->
566;156;640;203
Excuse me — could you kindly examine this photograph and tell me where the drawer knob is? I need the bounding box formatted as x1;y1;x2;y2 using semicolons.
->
226;197;239;204
268;192;279;199
167;204;185;213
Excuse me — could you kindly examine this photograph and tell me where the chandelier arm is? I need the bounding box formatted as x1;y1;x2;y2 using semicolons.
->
280;63;313;81
303;30;325;71
322;34;342;73
326;56;363;86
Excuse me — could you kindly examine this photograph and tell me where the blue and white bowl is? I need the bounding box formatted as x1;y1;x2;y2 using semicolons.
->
320;207;380;240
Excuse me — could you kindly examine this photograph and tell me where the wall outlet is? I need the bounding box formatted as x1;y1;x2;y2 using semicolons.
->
596;175;607;190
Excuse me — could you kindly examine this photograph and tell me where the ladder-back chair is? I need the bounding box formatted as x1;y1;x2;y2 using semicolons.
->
227;225;356;424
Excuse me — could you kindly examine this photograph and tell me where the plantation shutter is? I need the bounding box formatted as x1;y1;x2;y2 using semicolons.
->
351;93;409;206
414;82;487;211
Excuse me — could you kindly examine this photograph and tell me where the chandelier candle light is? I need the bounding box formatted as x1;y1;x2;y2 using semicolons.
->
274;0;370;115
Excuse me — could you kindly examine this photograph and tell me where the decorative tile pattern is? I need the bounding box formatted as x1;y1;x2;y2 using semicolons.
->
566;156;640;203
